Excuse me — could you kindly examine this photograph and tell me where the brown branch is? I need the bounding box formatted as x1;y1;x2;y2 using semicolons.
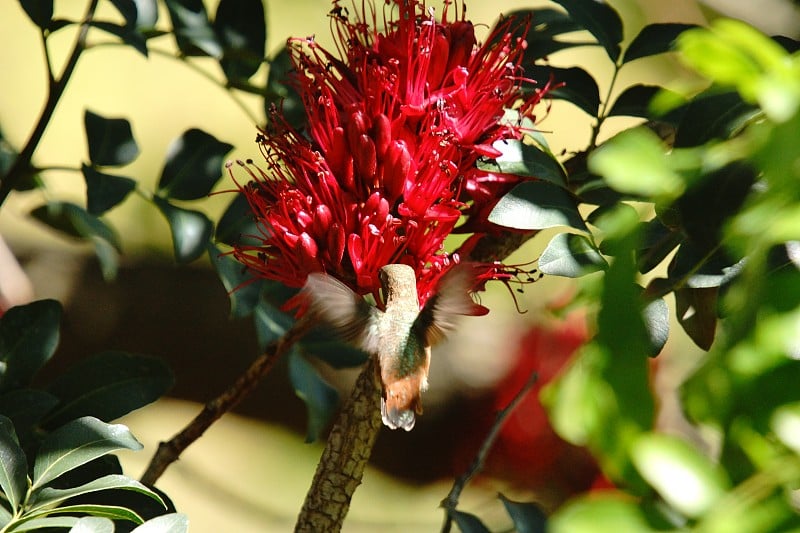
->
295;356;383;532
440;370;539;533
140;321;310;486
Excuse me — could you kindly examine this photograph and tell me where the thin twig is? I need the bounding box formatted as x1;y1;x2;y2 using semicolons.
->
140;320;311;486
440;370;539;533
0;0;99;206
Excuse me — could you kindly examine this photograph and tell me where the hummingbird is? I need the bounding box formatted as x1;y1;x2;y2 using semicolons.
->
301;263;482;431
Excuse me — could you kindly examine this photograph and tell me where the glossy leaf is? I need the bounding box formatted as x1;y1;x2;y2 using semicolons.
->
89;20;148;57
448;510;491;533
643;296;669;356
499;494;547;533
608;85;684;119
289;351;338;443
529;65;600;116
20;0;53;29
253;300;294;350
513;8;584;59
84;111;139;167
132;513;190;533
208;244;263;318
164;0;221;57
673;89;758;148
30;474;164;511
539;232;607;277
32;417;142;491
632;433;729;518
215;192;259;247
477;139;566;187
43;352;173;428
82;165;136;215
488;180;586;231
623;23;697;63
131;0;159;29
551;0;623;61
668;244;745;289
637;217;682;274
0;416;27;513
157;129;232;200
550;495;655;532
152;196;213;263
34;504;144;523
214;0;266;82
675;287;718;350
0;299;61;391
10;517;81;531
69;516;115;533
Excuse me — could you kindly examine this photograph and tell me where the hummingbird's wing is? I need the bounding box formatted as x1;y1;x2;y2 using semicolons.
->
301;273;380;353
415;263;485;346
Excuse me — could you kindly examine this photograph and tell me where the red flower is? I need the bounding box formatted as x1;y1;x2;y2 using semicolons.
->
231;0;548;305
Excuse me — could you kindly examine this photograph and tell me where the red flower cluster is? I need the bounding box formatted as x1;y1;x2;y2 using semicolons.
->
231;0;547;305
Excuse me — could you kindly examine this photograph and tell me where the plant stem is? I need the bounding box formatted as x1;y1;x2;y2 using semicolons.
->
0;0;99;206
440;370;538;533
294;357;383;532
139;320;310;486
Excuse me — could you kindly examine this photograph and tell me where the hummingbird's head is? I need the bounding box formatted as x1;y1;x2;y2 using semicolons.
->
378;264;418;306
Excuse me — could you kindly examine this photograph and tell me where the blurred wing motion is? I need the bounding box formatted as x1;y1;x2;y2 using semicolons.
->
416;263;484;347
301;273;379;353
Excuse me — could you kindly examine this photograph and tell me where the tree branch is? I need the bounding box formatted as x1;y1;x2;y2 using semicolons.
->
294;356;383;532
140;321;310;486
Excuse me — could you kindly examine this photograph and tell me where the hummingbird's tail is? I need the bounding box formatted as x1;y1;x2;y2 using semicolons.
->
381;397;417;431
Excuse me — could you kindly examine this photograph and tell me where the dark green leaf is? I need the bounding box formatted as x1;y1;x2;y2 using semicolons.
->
302;340;368;369
43;352;173;429
216;192;259;247
164;0;221;57
477;140;566;187
0;299;61;391
32;417;142;491
643;297;669;356
289;351;338;443
668;244;745;289
157;129;232;200
89;21;149;57
637;217;682;274
551;0;623;61
208;244;263;318
30;202;121;279
448;510;491;533
503;8;584;60
673;89;759;148
152;196;213;263
675;287;718;350
0;415;27;513
539;232;607;277
265;47;305;128
132;513;189;533
35;504;144;523
609;85;685;118
82;165;136;215
20;0;53;29
253;299;294;350
499;494;547;533
30;474;163;511
623;23;697;63
0;389;58;442
488;180;586;231
0;127;37;191
68;516;115;533
529;65;600;116
214;0;266;82
84;110;139;167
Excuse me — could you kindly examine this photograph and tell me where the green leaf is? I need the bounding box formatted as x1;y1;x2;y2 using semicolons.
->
288;351;338;443
0;299;61;391
208;244;262;318
608;85;685;118
35;504;144;523
215;192;259;247
623;23;697;63
84;111;139;167
0;416;27;513
499;494;547;533
643;296;669;357
0;389;59;443
130;0;159;30
32;417;142;491
253;299;294;350
265;47;305;128
214;0;266;82
448;510;491;533
69;516;115;533
551;0;623;61
132;514;189;533
673;89;758;148
513;8;584;60
488;180;586;231
82;165;136;215
539;232;607;277
89;21;149;57
164;0;221;57
20;0;53;29
152;196;213;263
550;494;655;532
302;340;368;369
157;129;232;200
43;352;173;429
477;139;566;187
637;217;682;274
9;517;81;531
675;287;718;350
589;128;684;201
529;65;600;116
632;433;729;518
30;474;164;511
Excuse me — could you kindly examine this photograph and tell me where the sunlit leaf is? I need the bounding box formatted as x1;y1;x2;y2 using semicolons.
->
0;299;61;391
30;474;164;511
623;23;697;63
0;416;27;513
68;516;115;533
152;196;213;263
10;517;81;531
131;513;189;533
477;139;566;187
488;181;586;231
643;296;669;356
551;0;623;61
539;232;607;277
550;494;656;532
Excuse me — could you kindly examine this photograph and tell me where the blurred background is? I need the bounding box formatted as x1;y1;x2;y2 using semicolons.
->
1;0;799;531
